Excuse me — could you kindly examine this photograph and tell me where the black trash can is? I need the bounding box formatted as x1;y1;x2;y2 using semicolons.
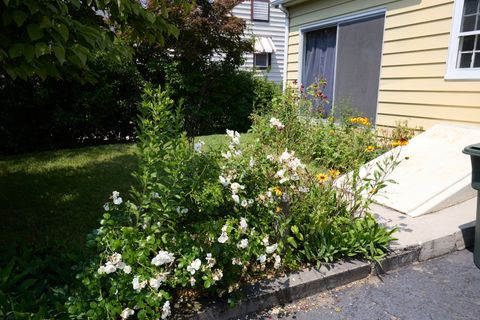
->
463;143;480;269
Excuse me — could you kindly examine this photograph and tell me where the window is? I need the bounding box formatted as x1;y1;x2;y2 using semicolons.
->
254;53;271;69
446;0;480;79
251;0;269;22
301;13;385;121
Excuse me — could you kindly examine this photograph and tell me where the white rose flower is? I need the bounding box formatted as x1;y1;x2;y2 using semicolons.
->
110;253;122;264
269;117;285;130
149;277;163;290
219;175;230;187
113;196;123;205
187;259;202;275
222;151;232;159
194;140;205;153
266;243;278;254
104;261;117;274
237;238;248;249
230;182;244;194
279;149;293;163
120;308;134;319
239;217;248;233
112;191;120;199
190;277;196;286
103;203;110;211
132;276;146;291
123;265;132;274
151;251;175;266
226;129;240;145
241;199;248;208
257;254;267;264
273;254;281;269
206;253;216;268
161;301;171;319
218;231;229;244
232;257;242;266
232;194;240;203
212;269;223;281
262;236;269;246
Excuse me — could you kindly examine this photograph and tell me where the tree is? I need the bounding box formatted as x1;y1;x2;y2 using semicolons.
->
134;0;254;136
0;0;186;80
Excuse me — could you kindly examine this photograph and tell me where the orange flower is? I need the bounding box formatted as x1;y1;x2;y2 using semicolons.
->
316;173;329;183
391;138;409;147
275;207;282;213
272;186;283;197
328;169;340;179
365;145;375;152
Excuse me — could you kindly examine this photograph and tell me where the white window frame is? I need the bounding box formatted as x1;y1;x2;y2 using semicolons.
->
254;52;271;69
445;0;480;80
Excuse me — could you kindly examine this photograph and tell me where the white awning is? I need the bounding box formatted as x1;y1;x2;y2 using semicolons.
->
254;37;276;53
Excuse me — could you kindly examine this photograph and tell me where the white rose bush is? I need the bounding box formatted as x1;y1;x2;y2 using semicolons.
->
67;87;398;319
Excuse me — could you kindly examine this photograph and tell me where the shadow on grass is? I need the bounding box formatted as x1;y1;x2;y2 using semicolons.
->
0;152;138;250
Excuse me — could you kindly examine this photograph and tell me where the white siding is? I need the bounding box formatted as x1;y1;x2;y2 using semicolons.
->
232;1;287;83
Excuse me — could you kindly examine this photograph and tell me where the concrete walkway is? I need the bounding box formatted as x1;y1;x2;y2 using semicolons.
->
197;196;478;319
246;249;480;320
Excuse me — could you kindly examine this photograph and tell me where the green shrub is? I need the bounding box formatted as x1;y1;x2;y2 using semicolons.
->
67;87;398;319
0;50;143;155
251;82;391;173
0;245;80;320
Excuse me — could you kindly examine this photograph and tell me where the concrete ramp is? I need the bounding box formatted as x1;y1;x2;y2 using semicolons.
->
356;124;480;217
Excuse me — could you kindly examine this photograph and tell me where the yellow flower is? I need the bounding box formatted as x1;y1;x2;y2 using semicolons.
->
275;207;282;213
272;186;283;197
365;145;375;152
328;169;340;179
391;138;409;147
349;117;370;126
316;173;329;183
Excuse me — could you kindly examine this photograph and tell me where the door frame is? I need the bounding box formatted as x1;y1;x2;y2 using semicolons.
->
298;7;387;115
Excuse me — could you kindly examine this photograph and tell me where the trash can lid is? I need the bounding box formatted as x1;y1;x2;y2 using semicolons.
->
463;143;480;156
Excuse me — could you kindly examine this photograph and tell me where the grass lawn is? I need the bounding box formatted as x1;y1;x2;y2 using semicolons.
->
0;133;255;249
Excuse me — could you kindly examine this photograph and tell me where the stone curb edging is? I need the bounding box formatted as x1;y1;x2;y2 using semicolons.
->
196;224;475;320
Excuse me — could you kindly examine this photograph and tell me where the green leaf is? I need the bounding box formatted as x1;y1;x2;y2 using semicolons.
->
27;24;43;41
57;23;69;42
70;0;81;8
34;42;49;57
25;0;40;14
23;44;35;62
13;9;28;27
39;16;50;28
72;44;89;65
8;43;24;58
3;0;10;6
287;236;297;249
53;46;65;64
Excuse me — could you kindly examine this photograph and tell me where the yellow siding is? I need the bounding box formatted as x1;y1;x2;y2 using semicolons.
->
285;0;480;129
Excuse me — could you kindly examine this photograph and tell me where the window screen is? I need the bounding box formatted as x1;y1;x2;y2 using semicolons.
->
252;0;269;22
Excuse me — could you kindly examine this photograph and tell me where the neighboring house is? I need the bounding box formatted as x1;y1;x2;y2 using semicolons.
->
232;0;287;84
272;0;480;131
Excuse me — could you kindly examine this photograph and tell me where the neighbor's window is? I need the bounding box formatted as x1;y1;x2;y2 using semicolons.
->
251;0;270;22
254;53;271;69
446;0;480;79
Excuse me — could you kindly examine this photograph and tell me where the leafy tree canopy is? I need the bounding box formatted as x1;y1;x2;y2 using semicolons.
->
0;0;187;80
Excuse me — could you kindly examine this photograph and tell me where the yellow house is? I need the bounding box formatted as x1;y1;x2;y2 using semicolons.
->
273;0;480;131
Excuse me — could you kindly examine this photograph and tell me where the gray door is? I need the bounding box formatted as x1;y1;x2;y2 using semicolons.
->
334;14;385;123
